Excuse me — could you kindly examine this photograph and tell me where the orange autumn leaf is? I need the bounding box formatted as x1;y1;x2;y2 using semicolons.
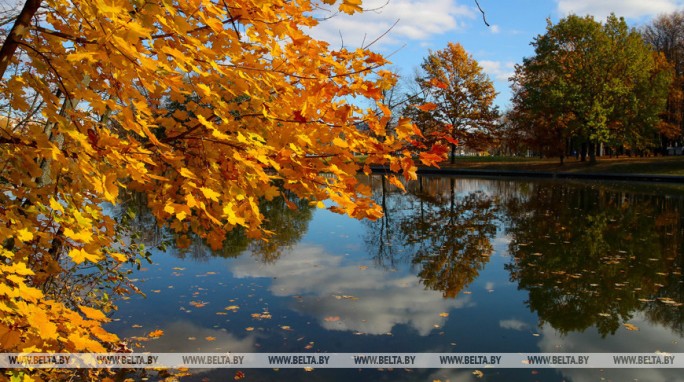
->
147;330;164;338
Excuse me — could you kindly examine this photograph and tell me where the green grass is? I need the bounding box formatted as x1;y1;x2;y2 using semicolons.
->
435;156;684;176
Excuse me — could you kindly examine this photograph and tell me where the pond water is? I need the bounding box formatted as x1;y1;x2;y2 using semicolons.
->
106;175;684;381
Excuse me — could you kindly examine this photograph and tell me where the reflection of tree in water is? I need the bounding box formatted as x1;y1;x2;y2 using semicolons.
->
503;183;684;336
115;190;314;263
361;175;416;269
362;175;499;297
406;178;498;298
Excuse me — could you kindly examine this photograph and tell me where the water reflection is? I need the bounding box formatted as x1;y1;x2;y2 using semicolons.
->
503;183;684;336
230;244;470;336
115;190;314;263
111;175;684;382
361;175;499;298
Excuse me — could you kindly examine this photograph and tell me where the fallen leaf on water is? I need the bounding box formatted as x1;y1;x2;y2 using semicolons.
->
304;367;314;372
439;312;449;317
304;342;314;350
172;267;185;271
147;329;164;338
324;316;340;322
131;324;143;328
245;327;254;332
251;311;272;320
188;337;196;341
473;370;484;378
151;290;161;293
281;325;292;331
205;336;216;341
624;323;639;331
225;305;240;312
234;371;245;380
334;295;358;300
358;265;368;270
190;301;207;308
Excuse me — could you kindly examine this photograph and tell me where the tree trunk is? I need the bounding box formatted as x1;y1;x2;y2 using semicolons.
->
450;142;456;164
0;0;42;78
581;142;587;162
589;141;597;163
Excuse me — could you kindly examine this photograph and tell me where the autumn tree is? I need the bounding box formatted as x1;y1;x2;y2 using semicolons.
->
511;14;672;162
0;0;443;373
643;11;684;149
411;42;499;162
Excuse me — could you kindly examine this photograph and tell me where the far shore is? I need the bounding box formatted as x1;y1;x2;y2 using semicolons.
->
370;156;684;182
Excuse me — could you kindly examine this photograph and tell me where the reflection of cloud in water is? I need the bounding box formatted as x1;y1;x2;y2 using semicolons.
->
499;319;529;331
426;369;480;382
231;245;471;335
538;312;684;382
126;321;256;353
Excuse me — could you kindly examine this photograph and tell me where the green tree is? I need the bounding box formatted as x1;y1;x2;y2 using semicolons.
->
413;43;499;162
643;11;684;150
512;14;672;162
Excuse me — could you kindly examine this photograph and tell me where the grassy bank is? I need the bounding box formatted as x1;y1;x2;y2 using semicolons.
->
435;156;684;176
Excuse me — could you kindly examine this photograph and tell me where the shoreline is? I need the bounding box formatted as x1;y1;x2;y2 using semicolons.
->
369;165;684;183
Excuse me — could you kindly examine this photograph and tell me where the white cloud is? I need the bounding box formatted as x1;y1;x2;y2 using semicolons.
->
308;0;475;49
499;319;529;331
490;24;500;34
537;313;684;382
479;60;515;82
230;244;472;335
133;321;257;353
557;0;684;20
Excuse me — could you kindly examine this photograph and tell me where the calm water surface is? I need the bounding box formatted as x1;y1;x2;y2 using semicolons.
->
107;176;684;381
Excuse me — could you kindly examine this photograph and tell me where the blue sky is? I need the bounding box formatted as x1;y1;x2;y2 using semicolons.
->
309;0;684;110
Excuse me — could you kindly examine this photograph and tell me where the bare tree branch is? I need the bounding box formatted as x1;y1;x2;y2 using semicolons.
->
474;0;490;27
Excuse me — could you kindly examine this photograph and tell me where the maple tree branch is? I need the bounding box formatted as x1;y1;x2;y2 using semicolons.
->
16;42;72;105
222;0;242;40
33;25;95;45
0;0;42;78
363;19;399;50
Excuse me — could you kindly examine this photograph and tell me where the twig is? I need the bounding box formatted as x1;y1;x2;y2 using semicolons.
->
474;0;490;27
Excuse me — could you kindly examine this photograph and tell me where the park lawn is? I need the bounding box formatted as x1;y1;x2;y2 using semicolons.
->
435;156;684;175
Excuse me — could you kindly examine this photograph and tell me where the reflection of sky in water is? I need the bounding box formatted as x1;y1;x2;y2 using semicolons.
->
106;178;684;381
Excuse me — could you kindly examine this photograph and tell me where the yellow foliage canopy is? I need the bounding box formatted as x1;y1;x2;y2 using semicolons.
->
0;0;429;363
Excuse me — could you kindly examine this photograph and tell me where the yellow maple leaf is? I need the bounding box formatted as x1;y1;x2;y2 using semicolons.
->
68;248;100;264
64;228;93;244
332;137;348;148
79;305;109;322
200;187;221;202
339;0;363;14
179;167;198;179
110;252;127;262
28;307;58;340
49;197;65;213
16;228;33;242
